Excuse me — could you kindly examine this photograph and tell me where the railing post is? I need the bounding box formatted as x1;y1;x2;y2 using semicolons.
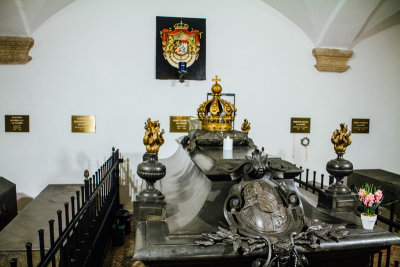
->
26;242;33;267
57;210;63;237
71;196;75;218
64;203;70;227
76;191;80;211
305;169;309;191
49;220;56;267
386;246;391;267
84;170;90;202
114;148;120;208
38;229;45;262
312;171;316;194
299;166;302;188
49;219;55;247
81;185;85;206
92;174;95;192
89;177;93;195
321;174;324;190
378;251;382;267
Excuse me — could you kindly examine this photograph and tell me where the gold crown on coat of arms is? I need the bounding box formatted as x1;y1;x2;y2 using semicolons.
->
197;76;237;131
174;20;189;30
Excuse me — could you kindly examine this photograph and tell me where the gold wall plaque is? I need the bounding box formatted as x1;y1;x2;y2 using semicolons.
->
5;115;29;132
352;118;369;134
290;118;311;133
72;115;96;133
170;116;190;133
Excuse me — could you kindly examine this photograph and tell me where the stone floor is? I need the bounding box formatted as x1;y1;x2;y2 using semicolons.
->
102;215;140;267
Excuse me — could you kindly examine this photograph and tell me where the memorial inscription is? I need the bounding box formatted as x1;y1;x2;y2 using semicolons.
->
5;115;29;132
352;118;369;134
71;115;96;133
170;116;190;133
290;117;310;133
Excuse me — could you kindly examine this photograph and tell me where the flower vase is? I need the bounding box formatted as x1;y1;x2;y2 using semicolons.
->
361;213;377;230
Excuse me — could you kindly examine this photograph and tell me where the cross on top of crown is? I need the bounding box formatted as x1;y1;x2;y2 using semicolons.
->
212;75;221;84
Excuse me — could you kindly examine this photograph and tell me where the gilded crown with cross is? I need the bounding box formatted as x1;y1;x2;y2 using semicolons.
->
197;76;237;131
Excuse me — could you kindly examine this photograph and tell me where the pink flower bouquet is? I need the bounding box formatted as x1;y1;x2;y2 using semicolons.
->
355;183;383;216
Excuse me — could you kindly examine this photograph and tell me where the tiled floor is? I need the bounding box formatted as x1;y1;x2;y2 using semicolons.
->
102;215;143;267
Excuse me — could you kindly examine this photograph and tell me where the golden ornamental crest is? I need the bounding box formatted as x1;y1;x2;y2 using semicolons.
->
160;19;202;69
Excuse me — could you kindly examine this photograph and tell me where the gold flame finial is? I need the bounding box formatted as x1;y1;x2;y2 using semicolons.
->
197;76;237;131
241;119;251;133
331;123;352;155
143;118;165;154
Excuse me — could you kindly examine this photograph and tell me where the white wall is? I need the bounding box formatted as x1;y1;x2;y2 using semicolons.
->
0;0;399;197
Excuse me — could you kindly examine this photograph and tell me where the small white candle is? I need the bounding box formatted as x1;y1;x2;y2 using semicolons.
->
223;150;233;159
223;136;233;151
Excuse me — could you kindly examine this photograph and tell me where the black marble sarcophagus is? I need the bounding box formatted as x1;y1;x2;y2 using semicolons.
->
133;78;400;267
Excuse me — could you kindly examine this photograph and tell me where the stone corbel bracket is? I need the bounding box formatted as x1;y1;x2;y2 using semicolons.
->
0;36;34;64
312;48;353;73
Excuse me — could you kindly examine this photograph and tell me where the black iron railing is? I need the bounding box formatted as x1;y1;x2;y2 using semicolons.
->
293;166;335;193
293;166;399;267
9;148;121;267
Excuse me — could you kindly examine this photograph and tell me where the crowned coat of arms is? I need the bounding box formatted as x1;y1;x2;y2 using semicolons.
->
160;19;202;70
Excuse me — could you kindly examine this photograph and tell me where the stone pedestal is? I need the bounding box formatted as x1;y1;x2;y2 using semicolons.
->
132;201;166;232
317;155;356;212
318;191;356;212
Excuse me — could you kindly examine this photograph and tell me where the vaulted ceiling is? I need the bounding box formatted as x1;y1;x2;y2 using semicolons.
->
263;0;400;48
0;0;399;49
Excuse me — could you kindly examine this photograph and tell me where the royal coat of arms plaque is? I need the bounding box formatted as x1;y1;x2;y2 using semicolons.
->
156;16;206;81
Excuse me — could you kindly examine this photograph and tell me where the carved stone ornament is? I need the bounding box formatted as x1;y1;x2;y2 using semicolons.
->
0;36;34;64
312;48;353;73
